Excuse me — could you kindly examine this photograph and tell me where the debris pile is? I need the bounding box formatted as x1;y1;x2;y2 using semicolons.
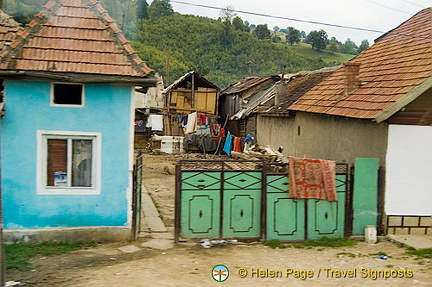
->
231;144;288;172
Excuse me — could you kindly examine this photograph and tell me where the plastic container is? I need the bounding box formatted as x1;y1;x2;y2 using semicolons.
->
161;136;184;154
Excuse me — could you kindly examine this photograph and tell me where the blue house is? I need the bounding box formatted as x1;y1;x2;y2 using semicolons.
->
0;0;157;242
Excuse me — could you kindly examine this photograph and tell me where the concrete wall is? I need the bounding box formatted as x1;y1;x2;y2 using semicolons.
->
1;80;133;230
257;112;388;165
385;125;432;216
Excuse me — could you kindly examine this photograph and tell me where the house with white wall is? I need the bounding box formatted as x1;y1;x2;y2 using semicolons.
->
258;7;432;235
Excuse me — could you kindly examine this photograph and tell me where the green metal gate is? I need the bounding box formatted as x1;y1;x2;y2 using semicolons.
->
266;164;348;241
175;160;349;242
175;160;264;240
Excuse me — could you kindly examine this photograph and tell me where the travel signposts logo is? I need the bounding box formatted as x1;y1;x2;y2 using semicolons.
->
212;265;229;282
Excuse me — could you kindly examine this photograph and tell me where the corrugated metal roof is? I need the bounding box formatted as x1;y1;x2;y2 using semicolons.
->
289;7;432;121
0;0;154;79
220;76;276;95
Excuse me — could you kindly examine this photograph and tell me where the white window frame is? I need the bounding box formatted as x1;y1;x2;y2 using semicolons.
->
50;82;85;108
37;130;101;195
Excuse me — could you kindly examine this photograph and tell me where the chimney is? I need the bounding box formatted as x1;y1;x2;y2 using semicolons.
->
275;80;288;105
344;62;361;97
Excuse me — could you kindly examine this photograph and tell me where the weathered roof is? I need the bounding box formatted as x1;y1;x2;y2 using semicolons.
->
289;7;432;122
220;76;276;95
0;0;156;84
0;10;21;50
231;81;276;119
265;67;338;115
163;71;219;94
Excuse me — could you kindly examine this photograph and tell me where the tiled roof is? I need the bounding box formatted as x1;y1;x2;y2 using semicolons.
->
0;10;21;50
220;76;276;95
289;7;432;121
0;0;154;78
265;67;338;115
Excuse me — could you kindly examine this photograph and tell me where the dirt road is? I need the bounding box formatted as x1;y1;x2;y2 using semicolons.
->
6;154;431;286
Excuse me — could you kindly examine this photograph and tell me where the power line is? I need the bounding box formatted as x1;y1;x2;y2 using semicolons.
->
365;0;412;15
171;0;386;34
399;0;425;8
170;1;431;41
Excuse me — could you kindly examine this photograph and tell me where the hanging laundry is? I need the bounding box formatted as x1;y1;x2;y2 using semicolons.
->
223;131;233;156
244;134;254;151
220;128;226;138
185;112;198;134
288;156;337;201
233;137;242;152
210;124;221;137
146;114;163;131
198;113;207;125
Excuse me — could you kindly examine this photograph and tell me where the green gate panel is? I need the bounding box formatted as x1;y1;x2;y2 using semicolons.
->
181;172;221;190
266;193;305;241
181;191;220;238
267;175;289;192
352;158;379;235
222;190;261;238
224;172;262;189
307;192;345;239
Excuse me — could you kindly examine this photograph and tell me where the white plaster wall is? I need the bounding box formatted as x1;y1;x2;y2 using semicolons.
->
385;125;432;216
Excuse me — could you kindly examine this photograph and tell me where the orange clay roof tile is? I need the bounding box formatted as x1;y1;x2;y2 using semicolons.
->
289;7;432;120
0;0;154;78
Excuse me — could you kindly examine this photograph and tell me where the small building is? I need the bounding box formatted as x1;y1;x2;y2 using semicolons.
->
218;75;279;138
0;0;158;242
258;7;432;235
162;71;219;136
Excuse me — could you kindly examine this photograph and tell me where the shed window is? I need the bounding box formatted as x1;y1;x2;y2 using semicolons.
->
52;83;83;106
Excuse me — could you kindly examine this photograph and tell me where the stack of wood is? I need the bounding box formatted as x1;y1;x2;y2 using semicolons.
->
231;144;288;172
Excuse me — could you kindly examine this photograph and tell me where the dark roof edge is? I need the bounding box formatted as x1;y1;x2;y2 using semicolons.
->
0;70;159;86
375;76;432;123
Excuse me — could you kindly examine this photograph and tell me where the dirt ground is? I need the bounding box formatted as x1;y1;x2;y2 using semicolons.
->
6;154;432;286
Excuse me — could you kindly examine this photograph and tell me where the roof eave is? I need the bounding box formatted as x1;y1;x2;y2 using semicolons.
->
374;76;432;123
0;70;159;86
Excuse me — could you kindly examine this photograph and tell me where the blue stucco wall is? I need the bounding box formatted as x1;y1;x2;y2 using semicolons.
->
1;80;132;229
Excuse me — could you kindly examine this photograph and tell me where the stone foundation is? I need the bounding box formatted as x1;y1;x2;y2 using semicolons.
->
4;227;132;244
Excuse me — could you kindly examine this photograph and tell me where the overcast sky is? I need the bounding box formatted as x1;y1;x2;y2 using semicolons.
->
150;0;431;45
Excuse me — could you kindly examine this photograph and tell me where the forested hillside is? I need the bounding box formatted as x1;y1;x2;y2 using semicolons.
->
2;0;355;88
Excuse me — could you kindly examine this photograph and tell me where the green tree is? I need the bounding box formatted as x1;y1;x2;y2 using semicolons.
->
232;16;248;32
136;0;149;20
327;42;340;53
340;38;357;55
286;26;301;45
219;5;235;23
357;39;370;54
271;35;282;43
273;26;280;32
148;0;173;20
253;24;270;40
305;30;328;52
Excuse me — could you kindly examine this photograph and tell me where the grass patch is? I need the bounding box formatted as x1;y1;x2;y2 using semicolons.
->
405;248;432;260
293;237;358;248
5;241;98;271
264;239;287;249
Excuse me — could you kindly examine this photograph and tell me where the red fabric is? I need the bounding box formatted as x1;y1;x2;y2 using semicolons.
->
233;137;242;152
220;128;226;138
288;156;337;201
